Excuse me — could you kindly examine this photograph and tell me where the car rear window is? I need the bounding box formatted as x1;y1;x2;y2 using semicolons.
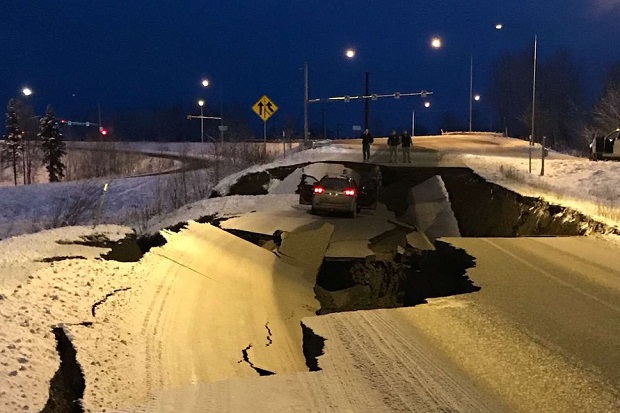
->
319;177;351;190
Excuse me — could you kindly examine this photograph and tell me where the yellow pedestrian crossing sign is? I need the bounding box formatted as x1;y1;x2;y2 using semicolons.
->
252;95;278;121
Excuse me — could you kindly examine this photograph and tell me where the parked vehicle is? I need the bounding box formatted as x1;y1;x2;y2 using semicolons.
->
311;175;359;217
297;169;378;217
590;129;620;161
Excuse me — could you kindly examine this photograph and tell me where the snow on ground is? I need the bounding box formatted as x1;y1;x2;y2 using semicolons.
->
0;225;134;412
463;153;620;229
0;135;619;411
0;169;213;239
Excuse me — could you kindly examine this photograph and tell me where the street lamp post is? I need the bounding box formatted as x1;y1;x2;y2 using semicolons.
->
529;35;538;174
198;99;205;143
304;62;309;148
412;101;431;136
304;49;357;147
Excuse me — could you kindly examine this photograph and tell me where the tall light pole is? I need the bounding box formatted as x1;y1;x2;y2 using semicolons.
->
199;78;209;144
198;99;204;143
304;62;309;147
529;35;538;173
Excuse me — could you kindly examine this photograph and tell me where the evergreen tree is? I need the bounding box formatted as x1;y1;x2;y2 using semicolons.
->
38;105;66;182
2;99;24;186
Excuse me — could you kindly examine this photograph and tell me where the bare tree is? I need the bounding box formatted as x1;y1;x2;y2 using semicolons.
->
590;84;620;134
581;61;620;144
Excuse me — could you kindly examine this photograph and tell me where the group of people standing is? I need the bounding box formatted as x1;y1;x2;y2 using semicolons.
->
360;129;413;163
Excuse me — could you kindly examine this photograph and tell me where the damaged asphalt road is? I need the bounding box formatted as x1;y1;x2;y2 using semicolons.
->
3;163;619;412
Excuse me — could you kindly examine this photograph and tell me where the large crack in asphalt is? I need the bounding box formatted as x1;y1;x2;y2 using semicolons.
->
40;326;86;413
91;287;131;317
315;240;478;314
238;343;276;377
301;322;325;372
39;280;135;411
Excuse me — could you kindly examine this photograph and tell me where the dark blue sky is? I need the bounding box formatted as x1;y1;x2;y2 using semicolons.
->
2;1;620;136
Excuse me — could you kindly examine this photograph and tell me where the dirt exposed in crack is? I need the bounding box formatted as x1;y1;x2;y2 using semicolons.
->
40;326;85;413
315;241;478;314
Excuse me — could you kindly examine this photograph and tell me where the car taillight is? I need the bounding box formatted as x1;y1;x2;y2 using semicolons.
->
314;186;325;194
343;188;357;196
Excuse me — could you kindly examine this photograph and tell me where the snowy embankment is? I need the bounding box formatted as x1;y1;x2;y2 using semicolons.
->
0;144;354;240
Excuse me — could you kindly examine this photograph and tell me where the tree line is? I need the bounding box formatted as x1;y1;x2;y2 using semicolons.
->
488;48;620;152
2;100;66;185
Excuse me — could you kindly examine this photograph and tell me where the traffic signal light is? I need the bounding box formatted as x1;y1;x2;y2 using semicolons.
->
99;126;108;136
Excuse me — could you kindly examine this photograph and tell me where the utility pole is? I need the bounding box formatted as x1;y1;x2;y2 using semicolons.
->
529;35;538;174
321;102;326;139
364;72;370;131
304;62;309;148
469;55;473;132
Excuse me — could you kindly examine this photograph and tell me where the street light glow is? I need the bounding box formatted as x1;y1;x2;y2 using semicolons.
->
431;37;442;48
474;94;481;101
345;48;356;58
201;79;210;87
424;101;431;108
495;23;503;30
22;87;33;96
198;99;204;107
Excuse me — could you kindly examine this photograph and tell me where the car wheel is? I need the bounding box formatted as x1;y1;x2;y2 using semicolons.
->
311;207;317;215
349;209;356;218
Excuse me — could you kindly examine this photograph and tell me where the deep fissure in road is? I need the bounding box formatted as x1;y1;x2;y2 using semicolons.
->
40;326;86;413
301;322;325;372
238;163;619;238
315;240;479;314
377;166;619;237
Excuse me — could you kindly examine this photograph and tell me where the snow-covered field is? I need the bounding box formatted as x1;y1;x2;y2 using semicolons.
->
0;134;619;412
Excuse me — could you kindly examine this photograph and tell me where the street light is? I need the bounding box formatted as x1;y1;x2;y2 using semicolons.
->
432;38;480;132
495;23;503;30
412;102;431;136
22;87;33;96
304;50;356;146
201;79;210;87
198;99;205;143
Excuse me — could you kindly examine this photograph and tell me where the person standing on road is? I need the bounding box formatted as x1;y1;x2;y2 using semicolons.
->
361;129;373;162
387;130;400;163
401;130;412;163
